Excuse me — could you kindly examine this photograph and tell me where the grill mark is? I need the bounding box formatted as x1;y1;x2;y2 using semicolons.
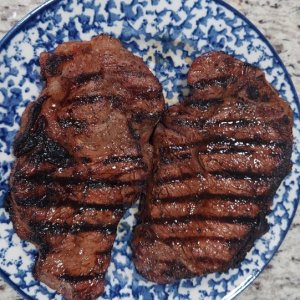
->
127;121;140;141
192;76;237;90
148;215;258;226
58;118;87;129
60;273;104;282
102;155;143;165
243;62;260;70
185;98;223;108
126;88;163;102
44;54;73;76
174;118;205;128
18;174;145;189
160;142;202;153
88;179;145;189
30;221;118;235
69;95;122;107
33;238;51;258
159;138;286;154
246;85;260;100
206;139;286;152
156;171;272;187
161;236;245;246
154;193;269;204
74;72;102;85
71;94;104;105
132;112;162;123
173;118;280;129
13;95;49;156
212;119;259;127
199;148;251;155
15;196;128;211
155;173;203;186
212;118;290;129
160;153;192;165
29;136;72;167
137;92;162;101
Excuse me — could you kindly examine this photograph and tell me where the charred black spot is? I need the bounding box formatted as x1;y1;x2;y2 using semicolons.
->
255;75;265;81
74;72;102;85
155;192;269;204
193;76;237;90
30;137;72;166
174;118;205;128
128;122;140;140
246;85;260;100
14;96;49;157
283;115;290;125
73;94;104;105
156;173;200;186
88;179;145;189
102;155;142;165
38;243;51;259
185;98;223;109
45;54;73;76
109;95;122;108
149;214;258;226
211;119;261;128
14;117;46;157
261;94;270;102
160;153;192;164
81;157;92;163
18;172;145;190
58;118;87;129
29;221;117;235
15;195;127;212
134;89;162;101
243;62;259;70
4;193;12;213
132;112;162;123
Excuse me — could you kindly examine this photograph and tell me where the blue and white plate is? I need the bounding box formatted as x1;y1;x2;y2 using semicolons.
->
0;0;299;299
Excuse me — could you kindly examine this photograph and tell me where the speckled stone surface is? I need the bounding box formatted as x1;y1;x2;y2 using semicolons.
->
0;0;299;299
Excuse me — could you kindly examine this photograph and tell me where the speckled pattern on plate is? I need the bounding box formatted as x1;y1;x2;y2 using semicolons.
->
0;0;299;299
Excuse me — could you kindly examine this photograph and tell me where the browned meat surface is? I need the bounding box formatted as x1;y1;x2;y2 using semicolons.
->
131;51;293;284
8;34;164;300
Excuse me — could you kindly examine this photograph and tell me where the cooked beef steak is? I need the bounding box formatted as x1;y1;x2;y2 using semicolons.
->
8;34;164;300
131;51;293;284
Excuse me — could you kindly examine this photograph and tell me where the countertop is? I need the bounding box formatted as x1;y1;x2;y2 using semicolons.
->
0;0;299;299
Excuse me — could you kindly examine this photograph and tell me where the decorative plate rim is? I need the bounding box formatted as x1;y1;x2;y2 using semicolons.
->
0;0;299;299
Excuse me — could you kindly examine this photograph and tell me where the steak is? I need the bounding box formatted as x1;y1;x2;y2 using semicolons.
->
8;34;164;300
131;51;293;284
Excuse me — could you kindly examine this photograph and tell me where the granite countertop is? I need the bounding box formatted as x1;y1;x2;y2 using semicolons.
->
0;0;299;299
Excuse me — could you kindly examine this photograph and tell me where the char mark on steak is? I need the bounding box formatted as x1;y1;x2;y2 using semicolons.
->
131;51;293;284
8;34;164;300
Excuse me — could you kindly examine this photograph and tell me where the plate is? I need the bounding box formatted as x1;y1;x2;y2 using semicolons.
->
0;0;299;299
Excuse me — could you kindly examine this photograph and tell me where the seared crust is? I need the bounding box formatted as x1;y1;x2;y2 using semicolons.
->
9;34;164;300
131;51;293;284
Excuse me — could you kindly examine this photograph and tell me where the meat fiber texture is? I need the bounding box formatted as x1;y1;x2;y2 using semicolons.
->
8;34;164;300
131;51;293;284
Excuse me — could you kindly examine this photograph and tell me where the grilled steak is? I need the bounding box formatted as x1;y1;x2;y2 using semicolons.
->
132;51;293;284
8;34;164;300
